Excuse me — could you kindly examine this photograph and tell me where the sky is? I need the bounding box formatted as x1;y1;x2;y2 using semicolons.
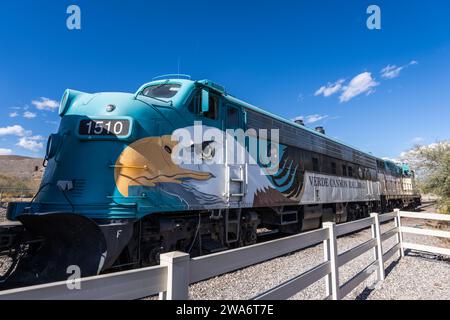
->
0;0;449;159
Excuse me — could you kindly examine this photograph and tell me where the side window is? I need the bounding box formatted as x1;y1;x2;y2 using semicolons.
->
312;157;320;172
302;151;313;171
365;168;371;180
204;94;218;120
342;165;347;177
227;106;240;129
348;166;353;178
358;167;364;179
331;162;337;175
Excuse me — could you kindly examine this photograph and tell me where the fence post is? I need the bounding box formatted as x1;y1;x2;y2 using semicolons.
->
159;251;190;300
323;227;331;298
370;213;385;282
394;209;405;257
323;222;339;300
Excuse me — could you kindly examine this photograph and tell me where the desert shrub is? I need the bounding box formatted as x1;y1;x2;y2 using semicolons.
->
0;174;38;199
401;141;450;214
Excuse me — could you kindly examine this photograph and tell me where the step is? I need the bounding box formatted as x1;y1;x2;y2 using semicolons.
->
230;193;245;197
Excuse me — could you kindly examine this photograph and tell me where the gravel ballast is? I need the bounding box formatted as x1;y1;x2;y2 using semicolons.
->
0;207;12;276
0;208;6;224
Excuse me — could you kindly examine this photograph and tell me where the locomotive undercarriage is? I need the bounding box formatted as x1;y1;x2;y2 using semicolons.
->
116;209;261;270
114;200;390;270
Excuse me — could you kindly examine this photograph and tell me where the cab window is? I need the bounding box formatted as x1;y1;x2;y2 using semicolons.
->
187;90;219;120
141;83;181;99
204;94;218;120
188;90;201;114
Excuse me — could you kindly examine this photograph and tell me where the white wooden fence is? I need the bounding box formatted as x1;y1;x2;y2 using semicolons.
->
396;209;450;257
0;210;448;300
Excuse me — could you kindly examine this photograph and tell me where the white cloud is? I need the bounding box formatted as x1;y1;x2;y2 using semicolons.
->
45;120;59;126
0;125;29;137
305;114;329;124
16;136;44;152
380;65;404;79
0;148;13;156
380;60;418;79
23;111;37;119
411;137;425;144
29;135;45;141
32;97;60;111
339;72;379;103
9;112;18;118
293;114;329;124
315;79;345;97
382;157;399;164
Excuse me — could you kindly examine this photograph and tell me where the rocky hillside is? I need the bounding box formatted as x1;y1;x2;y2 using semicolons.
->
0;155;44;192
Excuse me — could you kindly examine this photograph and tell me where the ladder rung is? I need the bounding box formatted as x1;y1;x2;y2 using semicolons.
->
230;193;245;197
230;178;244;182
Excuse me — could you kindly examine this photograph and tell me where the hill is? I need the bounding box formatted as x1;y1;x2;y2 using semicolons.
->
0;155;44;192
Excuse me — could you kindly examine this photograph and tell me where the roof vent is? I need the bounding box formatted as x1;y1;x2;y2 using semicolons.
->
315;126;325;134
294;119;305;126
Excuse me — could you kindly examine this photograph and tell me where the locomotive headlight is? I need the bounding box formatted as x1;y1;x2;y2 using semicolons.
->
59;89;83;116
59;90;70;116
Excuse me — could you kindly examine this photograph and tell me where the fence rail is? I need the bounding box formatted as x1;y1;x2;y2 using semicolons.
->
0;210;449;300
0;265;167;300
190;228;329;283
397;210;450;257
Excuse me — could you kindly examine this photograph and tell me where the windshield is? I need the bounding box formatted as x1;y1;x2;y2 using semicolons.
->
141;83;181;99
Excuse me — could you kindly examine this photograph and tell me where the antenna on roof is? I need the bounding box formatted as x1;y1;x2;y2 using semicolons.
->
152;74;192;81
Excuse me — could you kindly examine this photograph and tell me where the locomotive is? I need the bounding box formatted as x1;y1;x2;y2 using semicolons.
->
0;76;421;289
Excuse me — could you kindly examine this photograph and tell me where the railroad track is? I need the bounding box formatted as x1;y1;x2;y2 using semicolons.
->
416;201;437;211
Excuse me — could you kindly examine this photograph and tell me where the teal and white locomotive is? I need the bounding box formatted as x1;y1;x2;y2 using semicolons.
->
0;76;421;288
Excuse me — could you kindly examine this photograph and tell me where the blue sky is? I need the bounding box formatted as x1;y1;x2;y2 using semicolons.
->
0;0;449;159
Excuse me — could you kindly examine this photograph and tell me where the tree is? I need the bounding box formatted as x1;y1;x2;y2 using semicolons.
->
400;141;450;213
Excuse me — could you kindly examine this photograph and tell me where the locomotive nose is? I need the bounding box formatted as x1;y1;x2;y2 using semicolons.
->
36;92;161;218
